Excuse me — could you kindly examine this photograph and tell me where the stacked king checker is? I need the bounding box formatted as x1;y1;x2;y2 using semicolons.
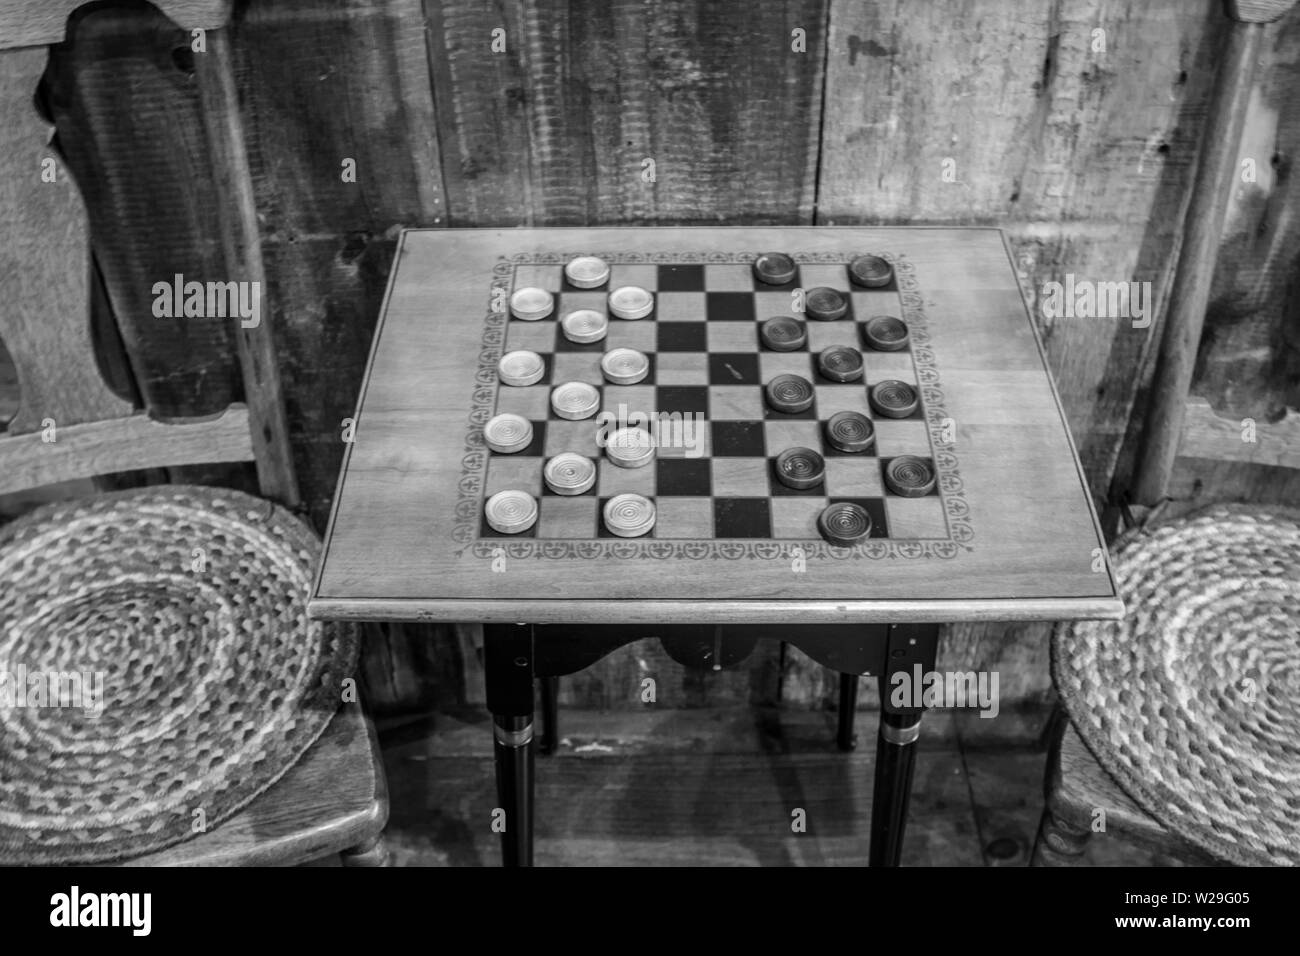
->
479;250;946;546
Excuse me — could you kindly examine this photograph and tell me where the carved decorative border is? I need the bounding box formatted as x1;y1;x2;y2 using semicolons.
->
452;252;973;561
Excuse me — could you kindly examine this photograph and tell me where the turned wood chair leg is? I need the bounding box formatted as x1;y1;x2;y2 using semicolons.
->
1031;805;1091;867
340;833;391;867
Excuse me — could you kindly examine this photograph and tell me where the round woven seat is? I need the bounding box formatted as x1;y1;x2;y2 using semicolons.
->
1053;504;1300;866
0;486;358;864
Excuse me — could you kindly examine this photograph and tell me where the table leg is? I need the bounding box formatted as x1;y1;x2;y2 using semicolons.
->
869;710;923;865
485;624;534;867
837;672;859;752
868;623;939;866
539;676;559;756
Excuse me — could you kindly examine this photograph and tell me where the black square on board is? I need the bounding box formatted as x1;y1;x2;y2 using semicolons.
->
598;497;656;539
880;457;940;496
707;292;755;322
767;457;827;496
846;265;896;293
829;497;889;538
708;353;760;385
762;402;817;421
657;322;708;352
714;498;772;538
711;421;766;457
655;385;709;416
479;515;539;538
752;268;801;292
490;420;545;457
658;264;705;291
561;275;609;293
656;458;712;496
554;335;609;353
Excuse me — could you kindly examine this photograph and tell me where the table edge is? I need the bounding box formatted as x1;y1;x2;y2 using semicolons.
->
308;595;1126;625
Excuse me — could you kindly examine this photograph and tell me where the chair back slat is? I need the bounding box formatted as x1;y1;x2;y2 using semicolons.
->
1178;396;1300;471
0;46;132;435
0;406;253;495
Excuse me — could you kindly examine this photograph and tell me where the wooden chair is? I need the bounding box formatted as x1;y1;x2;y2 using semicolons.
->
1032;403;1300;866
0;2;388;866
1033;0;1299;867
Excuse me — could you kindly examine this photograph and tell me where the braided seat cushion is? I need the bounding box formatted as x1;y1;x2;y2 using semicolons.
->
0;486;358;864
1053;504;1300;866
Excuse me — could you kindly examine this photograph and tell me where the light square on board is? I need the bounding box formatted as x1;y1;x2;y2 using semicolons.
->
485;455;544;497
495;384;552;420
863;351;916;383
815;385;872;418
551;351;604;385
655;414;710;459
797;264;847;290
605;320;657;352
885;495;948;539
601;384;657;418
557;291;608;315
654;353;708;385
770;496;827;539
852;291;901;320
805;321;859;354
709;385;764;421
597;457;657;496
512;264;562;293
707;322;759;352
506;320;558;353
608;264;658;291
872;419;932;457
824;456;884;498
536;495;599;539
711;458;770;497
764;419;821;452
655;292;707;322
655;496;715;538
704;264;756;292
754;291;796;320
544;418;603;458
760;351;816;381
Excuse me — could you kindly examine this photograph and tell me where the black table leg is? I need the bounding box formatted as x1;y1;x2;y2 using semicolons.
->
485;623;534;867
868;623;940;866
539;676;559;755
869;709;923;865
837;672;859;752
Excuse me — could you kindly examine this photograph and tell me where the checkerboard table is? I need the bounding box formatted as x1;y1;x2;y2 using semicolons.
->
483;256;943;545
310;227;1123;867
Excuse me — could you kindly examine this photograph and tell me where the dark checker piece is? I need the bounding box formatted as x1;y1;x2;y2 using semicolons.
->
818;345;863;382
764;373;815;414
753;252;797;286
863;315;909;351
885;455;937;497
774;446;826;490
824;410;875;454
869;379;918;419
804;286;848;321
849;254;893;288
817;501;873;546
760;316;807;352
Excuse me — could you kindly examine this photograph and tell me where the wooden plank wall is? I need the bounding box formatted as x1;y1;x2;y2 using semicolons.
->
21;0;1299;717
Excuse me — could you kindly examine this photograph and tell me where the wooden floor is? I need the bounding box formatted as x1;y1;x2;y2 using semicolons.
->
378;706;1162;867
